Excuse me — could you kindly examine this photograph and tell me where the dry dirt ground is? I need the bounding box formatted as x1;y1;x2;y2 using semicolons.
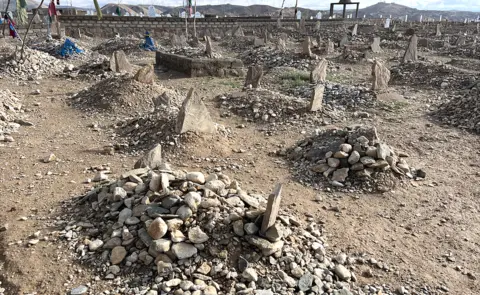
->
0;40;479;295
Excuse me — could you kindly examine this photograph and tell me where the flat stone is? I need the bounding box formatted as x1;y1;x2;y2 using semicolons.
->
88;239;103;251
348;151;360;164
186;172;205;184
233;220;245;236
264;223;283;242
188;226;209;243
110;246;127;264
134;64;155;84
134;144;162;169
310;59;327;84
298;272;314;291
334;264;352;281
327;158;340;168
70;285;88;295
332;168;349;182
242;268;258;282
244;223;259;235
151;239;172;253
245;235;284;256
184;191;202;212
309;84;324;112
172;242;198;259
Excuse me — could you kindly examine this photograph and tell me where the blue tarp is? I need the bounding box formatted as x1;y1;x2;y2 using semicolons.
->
57;38;84;57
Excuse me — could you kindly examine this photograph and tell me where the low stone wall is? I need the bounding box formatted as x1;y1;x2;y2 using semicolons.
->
59;15;372;38
156;51;244;78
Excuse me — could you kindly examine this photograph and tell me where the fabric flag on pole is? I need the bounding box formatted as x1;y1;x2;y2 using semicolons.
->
187;0;192;16
8;20;17;38
48;0;57;23
116;6;122;16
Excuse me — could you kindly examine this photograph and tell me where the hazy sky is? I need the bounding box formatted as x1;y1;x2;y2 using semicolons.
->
70;0;480;12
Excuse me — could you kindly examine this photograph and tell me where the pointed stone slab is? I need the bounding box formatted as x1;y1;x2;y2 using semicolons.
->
310;59;327;84
403;34;418;63
205;36;213;58
176;88;216;134
371;60;391;91
260;184;283;236
351;24;358;36
244;65;263;88
303;36;312;57
436;24;442;37
371;37;382;53
309;84;324;112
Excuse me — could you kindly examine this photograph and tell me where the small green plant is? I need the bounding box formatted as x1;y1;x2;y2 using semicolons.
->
218;80;242;88
280;71;310;88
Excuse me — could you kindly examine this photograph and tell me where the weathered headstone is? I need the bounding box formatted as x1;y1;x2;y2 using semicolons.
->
326;39;335;54
244;65;263;89
314;21;321;32
205;36;213;58
371;60;391;91
110;50;132;73
455;35;466;46
176;88;216;134
134;65;155;84
303;37;312;57
371;37;382;53
263;29;268;43
134;144;162;169
260;184;283;236
310;59;327;84
299;17;306;33
316;35;321;48
351;24;358;36
277;18;282;28
233;26;244;37
436;24;442;37
403;34;418;63
253;38;266;47
339;35;349;47
71;28;81;39
308;84;324;112
276;38;286;52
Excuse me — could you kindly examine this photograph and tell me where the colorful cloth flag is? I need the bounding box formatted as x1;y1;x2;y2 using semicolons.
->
8;20;17;38
116;6;122;16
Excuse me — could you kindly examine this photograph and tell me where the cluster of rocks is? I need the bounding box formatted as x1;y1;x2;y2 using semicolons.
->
239;47;315;70
0;47;64;78
28;37;94;60
60;154;395;295
432;85;480;133
0;89;24;142
285;126;424;192
68;75;172;115
92;36;146;56
390;61;473;90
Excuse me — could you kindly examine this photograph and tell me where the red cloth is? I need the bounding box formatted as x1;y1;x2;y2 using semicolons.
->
48;1;57;17
8;19;17;38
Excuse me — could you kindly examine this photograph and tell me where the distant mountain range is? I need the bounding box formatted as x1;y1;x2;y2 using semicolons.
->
101;2;479;22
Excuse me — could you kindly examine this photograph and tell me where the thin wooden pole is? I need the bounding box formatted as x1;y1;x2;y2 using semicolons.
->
2;0;12;36
20;0;45;60
193;0;196;37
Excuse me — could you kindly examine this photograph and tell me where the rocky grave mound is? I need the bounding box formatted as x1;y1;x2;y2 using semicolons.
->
217;89;307;124
69;75;172;115
431;85;480;133
92;36;145;56
284;126;424;192
0;47;64;79
60;54;114;81
28;36;98;61
58;164;402;295
239;47;315;70
0;89;25;142
390;61;475;90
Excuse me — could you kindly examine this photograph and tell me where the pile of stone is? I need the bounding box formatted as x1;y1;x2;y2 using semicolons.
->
61;54;113;81
0;47;65;78
432;86;480;133
92;36;146;56
28;37;92;60
68;75;172;115
390;61;474;90
285;126;423;192
216;89;306;124
59;158;393;295
239;47;315;70
0;89;23;142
